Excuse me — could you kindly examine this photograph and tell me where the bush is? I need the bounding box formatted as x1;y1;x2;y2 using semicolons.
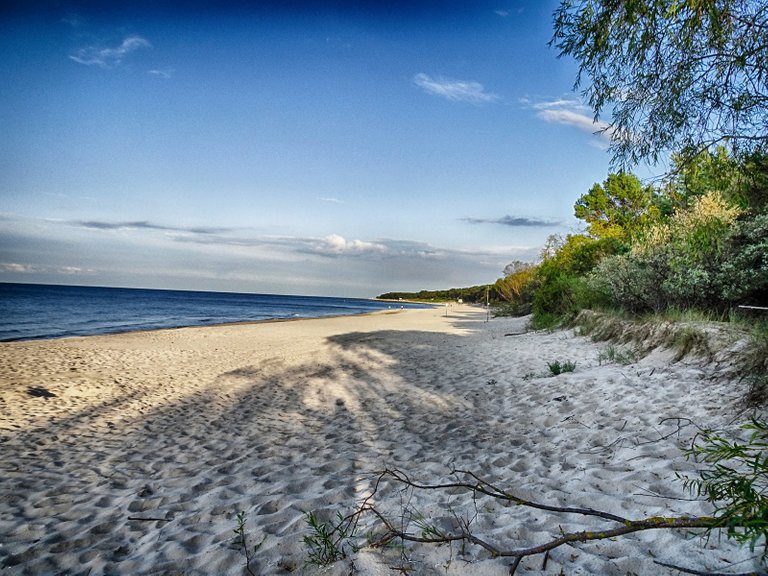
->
597;345;638;365
590;191;745;314
529;311;562;330
532;272;593;325
662;264;721;310
717;212;768;306
588;253;668;313
530;234;621;325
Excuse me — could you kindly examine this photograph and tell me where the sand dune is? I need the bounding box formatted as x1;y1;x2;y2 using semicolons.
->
0;306;761;574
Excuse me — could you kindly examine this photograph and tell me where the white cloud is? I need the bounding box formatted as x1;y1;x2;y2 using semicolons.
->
0;262;92;275
70;35;151;68
59;266;93;275
318;196;344;204
310;234;388;257
0;262;37;273
413;73;500;104
528;98;614;141
537;109;604;132
148;68;174;79
530;98;587;112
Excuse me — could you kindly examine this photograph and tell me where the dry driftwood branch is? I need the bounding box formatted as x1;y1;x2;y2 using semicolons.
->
347;468;728;575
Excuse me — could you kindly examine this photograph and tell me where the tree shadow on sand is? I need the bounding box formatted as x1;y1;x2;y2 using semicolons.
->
0;314;511;575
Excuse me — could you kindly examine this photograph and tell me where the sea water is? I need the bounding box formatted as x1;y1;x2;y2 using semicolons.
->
0;283;428;342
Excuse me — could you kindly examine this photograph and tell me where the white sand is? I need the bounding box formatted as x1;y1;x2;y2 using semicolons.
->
0;306;762;575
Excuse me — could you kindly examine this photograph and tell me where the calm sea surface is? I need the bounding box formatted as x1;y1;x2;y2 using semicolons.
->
0;283;429;342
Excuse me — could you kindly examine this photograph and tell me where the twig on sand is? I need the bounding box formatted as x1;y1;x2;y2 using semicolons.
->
653;559;764;576
335;468;725;575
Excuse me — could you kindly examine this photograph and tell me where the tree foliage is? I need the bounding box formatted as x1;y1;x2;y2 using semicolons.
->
665;146;768;213
590;190;749;312
666;146;748;208
552;0;768;167
574;172;657;240
378;285;496;304
530;234;620;325
494;261;537;315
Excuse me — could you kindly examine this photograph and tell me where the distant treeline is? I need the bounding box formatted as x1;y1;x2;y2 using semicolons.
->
378;285;499;304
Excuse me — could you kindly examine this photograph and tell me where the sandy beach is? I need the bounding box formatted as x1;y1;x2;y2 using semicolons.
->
0;305;762;575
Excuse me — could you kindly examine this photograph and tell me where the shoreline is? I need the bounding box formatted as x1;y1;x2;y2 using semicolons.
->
0;306;760;575
0;306;415;345
0;283;432;344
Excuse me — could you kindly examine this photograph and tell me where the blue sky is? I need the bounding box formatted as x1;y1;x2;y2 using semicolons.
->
1;1;623;297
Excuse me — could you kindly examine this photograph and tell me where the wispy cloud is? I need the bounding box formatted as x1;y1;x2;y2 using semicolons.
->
170;229;465;261
0;262;93;275
0;262;37;273
528;98;586;112
1;214;540;294
148;68;174;79
525;97;613;141
413;73;500;104
69;35;151;68
60;266;93;275
172;231;391;259
318;196;344;204
74;220;233;235
463;215;560;227
61;13;84;28
86;218;526;264
536;109;605;133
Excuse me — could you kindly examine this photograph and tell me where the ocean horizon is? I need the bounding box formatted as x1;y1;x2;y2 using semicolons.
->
0;283;430;342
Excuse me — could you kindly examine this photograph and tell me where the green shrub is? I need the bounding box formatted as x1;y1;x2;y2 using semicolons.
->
532;271;597;326
631;191;742;312
589;192;748;314
588;253;668;313
717;212;768;305
662;264;720;310
492;303;529;317
529;311;561;331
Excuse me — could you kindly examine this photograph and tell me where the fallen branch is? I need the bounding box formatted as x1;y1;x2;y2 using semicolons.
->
338;468;729;574
653;559;762;576
304;420;768;574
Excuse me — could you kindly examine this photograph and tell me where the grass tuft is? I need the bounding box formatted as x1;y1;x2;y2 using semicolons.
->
597;345;638;365
547;360;576;376
672;326;710;361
